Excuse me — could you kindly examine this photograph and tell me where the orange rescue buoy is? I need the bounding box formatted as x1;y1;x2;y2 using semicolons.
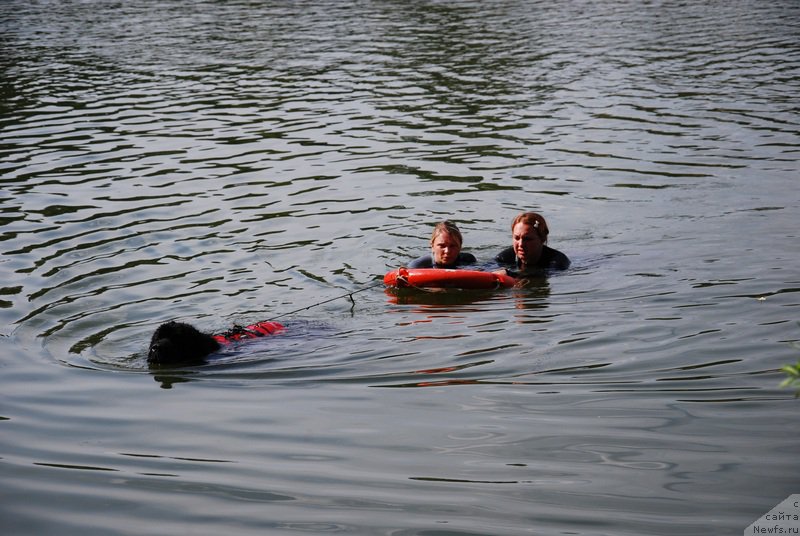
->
384;268;516;290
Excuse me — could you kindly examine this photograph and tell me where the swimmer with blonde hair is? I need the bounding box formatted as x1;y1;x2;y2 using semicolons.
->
407;220;477;269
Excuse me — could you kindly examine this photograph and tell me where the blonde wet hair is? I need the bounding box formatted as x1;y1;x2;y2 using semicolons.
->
430;220;464;247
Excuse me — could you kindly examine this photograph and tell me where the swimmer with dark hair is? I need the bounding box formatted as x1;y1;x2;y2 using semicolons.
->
495;212;569;276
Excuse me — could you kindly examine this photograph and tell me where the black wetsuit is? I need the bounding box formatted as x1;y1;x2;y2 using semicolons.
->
494;246;570;276
407;252;477;269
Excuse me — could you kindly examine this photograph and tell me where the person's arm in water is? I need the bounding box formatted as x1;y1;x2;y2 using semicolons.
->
407;254;433;268
408;252;477;269
453;252;477;267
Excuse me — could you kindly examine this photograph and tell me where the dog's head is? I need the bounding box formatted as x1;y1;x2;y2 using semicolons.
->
147;321;221;367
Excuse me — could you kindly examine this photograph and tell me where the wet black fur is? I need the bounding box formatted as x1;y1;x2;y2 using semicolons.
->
148;321;221;367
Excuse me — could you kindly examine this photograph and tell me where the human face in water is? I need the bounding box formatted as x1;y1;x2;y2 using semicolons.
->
431;231;461;267
512;222;544;267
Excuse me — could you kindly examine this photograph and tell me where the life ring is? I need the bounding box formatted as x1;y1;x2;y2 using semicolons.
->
384;268;516;290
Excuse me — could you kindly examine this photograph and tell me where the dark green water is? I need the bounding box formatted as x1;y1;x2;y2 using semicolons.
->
2;1;799;534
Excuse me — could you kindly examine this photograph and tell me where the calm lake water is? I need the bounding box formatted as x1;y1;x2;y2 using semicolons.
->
2;1;799;534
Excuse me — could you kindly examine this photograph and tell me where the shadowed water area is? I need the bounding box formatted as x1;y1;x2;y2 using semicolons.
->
1;1;799;534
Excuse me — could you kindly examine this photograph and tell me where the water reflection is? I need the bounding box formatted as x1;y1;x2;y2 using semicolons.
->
151;374;194;390
385;287;499;307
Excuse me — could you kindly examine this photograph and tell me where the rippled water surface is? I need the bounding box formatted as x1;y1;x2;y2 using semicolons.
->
2;1;799;534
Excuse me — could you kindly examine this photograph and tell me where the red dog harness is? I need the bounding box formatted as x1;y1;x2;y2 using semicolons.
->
212;321;284;345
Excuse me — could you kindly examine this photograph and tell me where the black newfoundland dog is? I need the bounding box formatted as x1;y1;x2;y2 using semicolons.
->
148;320;284;367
